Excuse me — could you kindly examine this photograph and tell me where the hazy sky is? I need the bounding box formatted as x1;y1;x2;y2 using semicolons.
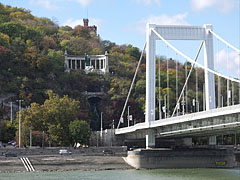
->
1;0;240;77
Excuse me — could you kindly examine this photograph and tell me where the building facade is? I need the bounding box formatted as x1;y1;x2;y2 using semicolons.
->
83;19;97;35
64;51;109;74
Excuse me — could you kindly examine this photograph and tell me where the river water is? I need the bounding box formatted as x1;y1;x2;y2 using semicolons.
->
1;169;240;180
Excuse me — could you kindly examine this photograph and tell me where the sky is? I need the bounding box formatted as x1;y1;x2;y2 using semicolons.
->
1;0;240;77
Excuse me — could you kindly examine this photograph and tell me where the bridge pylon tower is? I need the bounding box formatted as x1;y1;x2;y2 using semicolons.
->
146;24;216;148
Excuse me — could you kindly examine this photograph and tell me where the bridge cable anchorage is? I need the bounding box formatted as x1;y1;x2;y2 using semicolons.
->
117;42;147;129
171;41;204;117
151;28;240;84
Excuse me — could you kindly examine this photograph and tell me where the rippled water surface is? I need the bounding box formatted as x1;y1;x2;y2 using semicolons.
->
1;169;240;180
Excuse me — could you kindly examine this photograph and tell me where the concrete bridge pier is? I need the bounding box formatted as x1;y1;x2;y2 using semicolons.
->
146;129;155;149
209;135;217;145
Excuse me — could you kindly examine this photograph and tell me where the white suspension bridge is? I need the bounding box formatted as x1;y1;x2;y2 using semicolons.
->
115;24;240;149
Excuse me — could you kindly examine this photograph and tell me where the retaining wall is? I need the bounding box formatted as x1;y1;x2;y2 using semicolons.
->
124;148;237;169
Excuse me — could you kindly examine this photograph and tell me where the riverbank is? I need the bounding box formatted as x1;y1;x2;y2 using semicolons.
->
0;154;132;173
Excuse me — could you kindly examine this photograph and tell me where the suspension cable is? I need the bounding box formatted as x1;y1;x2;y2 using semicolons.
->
209;30;240;53
158;49;161;120
166;46;169;118
238;41;240;104
216;39;221;108
227;46;230;106
117;42;147;129
151;28;240;83
175;53;179;116
196;65;199;111
185;59;188;113
171;41;204;117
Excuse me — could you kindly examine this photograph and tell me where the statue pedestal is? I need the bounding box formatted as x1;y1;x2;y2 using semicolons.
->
84;66;94;74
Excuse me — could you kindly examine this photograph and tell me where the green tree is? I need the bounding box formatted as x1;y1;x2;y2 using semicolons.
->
0;120;16;142
69;120;90;146
0;21;26;39
18;90;81;146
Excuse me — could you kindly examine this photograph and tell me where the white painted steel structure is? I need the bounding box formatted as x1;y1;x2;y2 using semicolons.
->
146;24;216;127
116;24;240;148
115;104;240;136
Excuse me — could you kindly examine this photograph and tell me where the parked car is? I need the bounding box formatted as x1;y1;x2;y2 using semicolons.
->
103;149;114;155
233;146;240;151
4;152;17;157
59;149;72;155
8;140;16;146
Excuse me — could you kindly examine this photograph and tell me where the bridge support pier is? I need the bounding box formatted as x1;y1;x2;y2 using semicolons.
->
209;136;217;145
146;129;155;149
175;138;192;147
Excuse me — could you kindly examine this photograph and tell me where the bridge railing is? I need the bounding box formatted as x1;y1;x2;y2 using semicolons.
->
116;104;240;135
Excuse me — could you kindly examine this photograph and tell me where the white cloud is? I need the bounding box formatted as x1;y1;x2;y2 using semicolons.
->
215;49;240;76
191;0;237;13
30;0;93;10
62;19;83;28
127;13;190;34
30;0;59;10
62;18;102;31
75;0;93;6
133;0;161;7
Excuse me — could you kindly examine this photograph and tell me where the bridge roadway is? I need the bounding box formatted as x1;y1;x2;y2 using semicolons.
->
115;104;240;140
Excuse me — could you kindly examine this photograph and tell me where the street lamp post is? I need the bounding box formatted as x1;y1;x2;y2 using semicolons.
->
30;129;32;148
177;102;180;116
100;112;103;146
101;112;103;133
192;99;195;112
151;109;154;121
10;102;13;124
16;100;23;148
159;98;162;120
181;96;185;115
220;94;223;107
164;94;167;118
128;106;130;127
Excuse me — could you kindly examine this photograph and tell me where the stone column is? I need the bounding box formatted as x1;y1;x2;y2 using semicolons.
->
103;58;105;71
64;50;69;72
105;51;109;72
69;59;71;69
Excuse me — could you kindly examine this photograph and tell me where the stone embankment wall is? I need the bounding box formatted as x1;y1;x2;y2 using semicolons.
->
90;129;124;147
125;148;238;169
0;146;127;156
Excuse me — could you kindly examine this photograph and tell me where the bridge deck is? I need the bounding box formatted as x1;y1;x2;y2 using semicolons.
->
116;104;240;137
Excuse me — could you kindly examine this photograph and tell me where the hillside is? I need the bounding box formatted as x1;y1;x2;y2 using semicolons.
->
0;3;209;146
